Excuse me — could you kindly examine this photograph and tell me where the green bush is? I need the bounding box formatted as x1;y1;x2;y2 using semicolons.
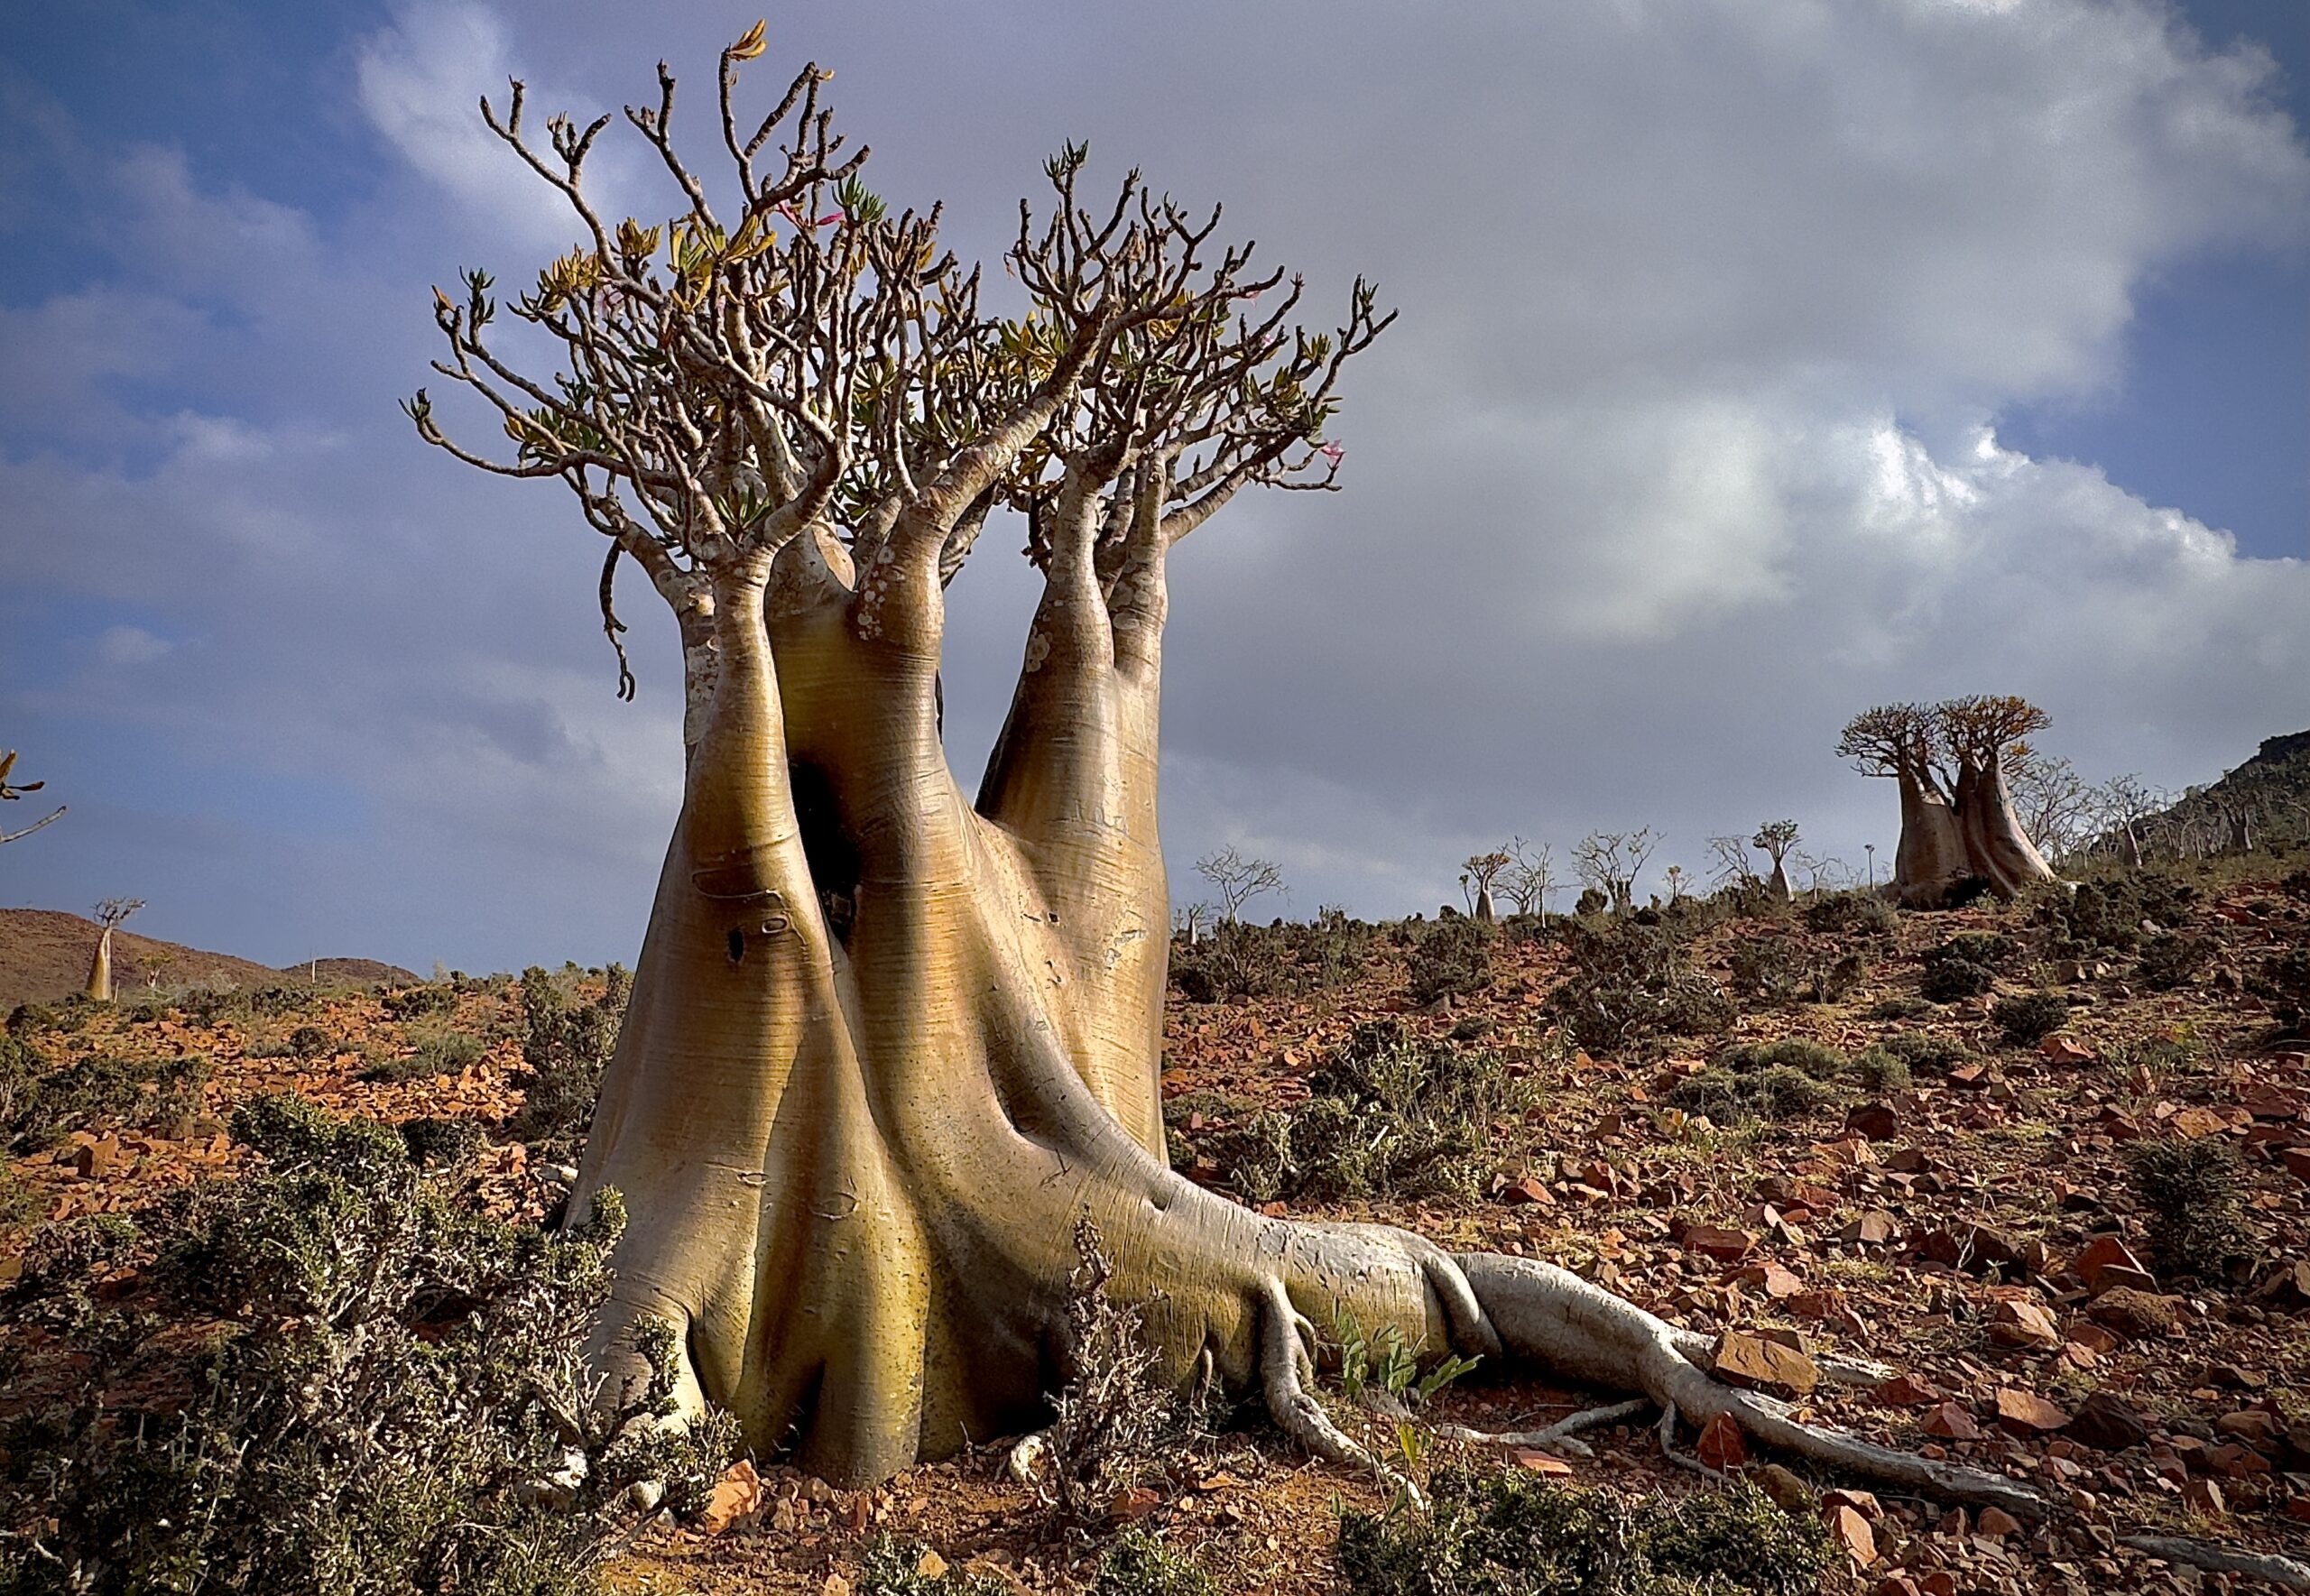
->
1991;991;2070;1047
0;1093;734;1596
1848;1046;1912;1093
1668;1039;1849;1123
505;964;631;1156
1337;1470;1834;1596
1802;891;1897;936
1093;1530;1212;1596
381;984;457;1020
1919;946;1996;1003
362;1025;488;1084
1548;923;1734;1055
2124;1138;2254;1281
1878;1031;1973;1075
1407;918;1497;1008
1;1046;204;1155
2047;875;2198;954
1217;1022;1531;1205
2250;947;2310;1034
855;1537;1010;1596
2135;934;2213;992
1862;996;1930;1022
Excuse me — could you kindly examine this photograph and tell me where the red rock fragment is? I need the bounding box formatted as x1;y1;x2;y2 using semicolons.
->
1993;1387;2071;1432
1922;1402;1981;1441
1713;1331;1820;1396
1696;1411;1748;1470
1827;1505;1877;1567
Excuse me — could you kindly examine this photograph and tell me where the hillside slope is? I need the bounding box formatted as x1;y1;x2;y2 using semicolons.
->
0;909;415;1010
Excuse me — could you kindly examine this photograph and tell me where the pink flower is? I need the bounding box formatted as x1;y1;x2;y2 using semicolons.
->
1317;442;1345;465
774;203;846;229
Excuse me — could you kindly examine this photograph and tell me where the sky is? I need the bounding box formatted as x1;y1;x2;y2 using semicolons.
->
1;0;2305;973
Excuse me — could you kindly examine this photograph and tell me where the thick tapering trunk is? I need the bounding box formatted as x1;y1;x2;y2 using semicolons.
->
84;929;113;1003
1765;861;1793;903
1892;762;1969;907
1474;885;1495;923
1953;752;2057;899
2121;823;2143;870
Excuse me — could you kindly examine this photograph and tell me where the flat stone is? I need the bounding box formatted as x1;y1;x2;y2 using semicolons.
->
1713;1331;1820;1396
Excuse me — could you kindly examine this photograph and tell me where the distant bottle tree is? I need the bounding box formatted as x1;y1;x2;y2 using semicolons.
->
1837;696;2060;906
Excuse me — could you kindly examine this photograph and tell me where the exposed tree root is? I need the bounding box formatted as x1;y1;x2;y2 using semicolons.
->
2121;1536;2310;1592
1255;1278;1414;1501
1454;1254;2045;1518
1434;1398;1651;1457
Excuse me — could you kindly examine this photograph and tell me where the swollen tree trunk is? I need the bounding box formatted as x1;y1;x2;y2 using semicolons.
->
1891;762;1968;907
569;516;2040;1515
1764;861;1792;904
84;929;113;1003
1953;750;2058;899
1474;885;1495;923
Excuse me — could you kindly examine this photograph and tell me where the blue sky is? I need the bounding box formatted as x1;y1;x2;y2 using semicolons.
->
2;0;2306;973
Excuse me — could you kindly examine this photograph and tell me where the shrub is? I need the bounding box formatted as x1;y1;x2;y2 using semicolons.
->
1863;996;1930;1022
2047;874;2198;953
1991;991;2070;1047
1573;887;1609;918
2135;934;2213;992
1337;1470;1834;1596
285;1023;334;1059
1728;938;1804;1005
505;964;631;1155
1021;1221;1175;1534
1;1047;202;1155
1667;1064;1834;1124
1912;955;1986;1007
1848;1046;1912;1093
1668;1039;1848;1123
1548;923;1734;1055
1294;1022;1529;1203
1803;891;1897;936
856;1537;1011;1595
1094;1529;1212;1596
0;1093;735;1596
2250;948;2310;1034
381;983;457;1020
1879;1030;1973;1075
399;1115;487;1168
1406;918;1496;1008
362;1025;488;1084
1919;937;1999;1002
2124;1138;2254;1281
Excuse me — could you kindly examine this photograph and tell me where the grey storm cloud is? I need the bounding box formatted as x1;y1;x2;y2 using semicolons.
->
2;0;2305;968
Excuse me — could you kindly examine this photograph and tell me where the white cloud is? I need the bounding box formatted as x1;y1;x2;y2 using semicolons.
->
93;625;173;667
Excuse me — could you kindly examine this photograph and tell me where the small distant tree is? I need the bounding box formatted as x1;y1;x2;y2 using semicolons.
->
1197;846;1284;925
1173;900;1215;946
1462;850;1511;922
2089;774;2167;867
1572;828;1658;916
1496;836;1559;920
2004;752;2095;863
1661;863;1691;905
86;898;145;1003
0;749;65;846
1705;835;1760;891
1750;819;1799;903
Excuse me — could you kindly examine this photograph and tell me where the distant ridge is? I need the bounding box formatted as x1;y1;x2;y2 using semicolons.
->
0;908;418;1011
2146;727;2310;855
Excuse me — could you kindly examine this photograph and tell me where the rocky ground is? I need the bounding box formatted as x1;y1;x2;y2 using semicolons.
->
3;854;2306;1596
